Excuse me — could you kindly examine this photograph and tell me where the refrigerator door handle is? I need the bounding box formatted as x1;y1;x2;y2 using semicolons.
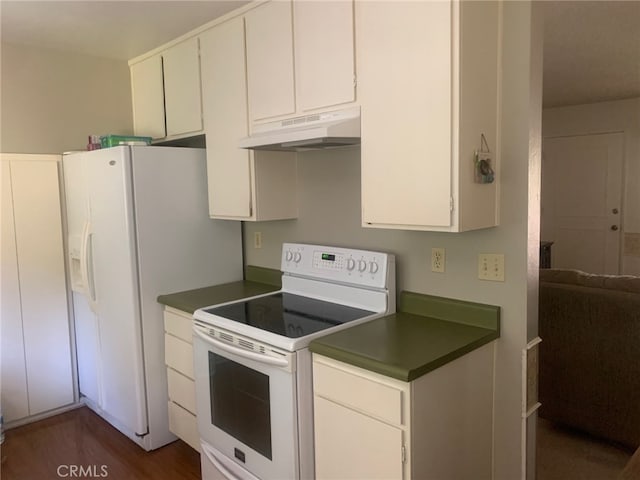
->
80;221;98;312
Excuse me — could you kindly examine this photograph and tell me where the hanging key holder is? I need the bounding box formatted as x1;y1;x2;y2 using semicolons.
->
474;134;495;184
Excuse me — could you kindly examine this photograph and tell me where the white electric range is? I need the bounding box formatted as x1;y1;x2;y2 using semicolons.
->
192;243;395;480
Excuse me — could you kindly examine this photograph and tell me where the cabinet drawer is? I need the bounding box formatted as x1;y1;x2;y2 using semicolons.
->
168;401;200;452
167;368;197;414
164;308;193;344
165;334;194;379
313;361;404;426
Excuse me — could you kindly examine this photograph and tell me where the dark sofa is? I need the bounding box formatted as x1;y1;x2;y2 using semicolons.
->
538;268;640;449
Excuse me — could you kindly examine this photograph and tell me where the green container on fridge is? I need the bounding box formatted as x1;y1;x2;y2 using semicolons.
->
100;135;152;148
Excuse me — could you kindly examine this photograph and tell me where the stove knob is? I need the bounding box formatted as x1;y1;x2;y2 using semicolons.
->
293;252;302;263
285;251;293;262
369;261;379;274
346;258;356;271
358;260;367;272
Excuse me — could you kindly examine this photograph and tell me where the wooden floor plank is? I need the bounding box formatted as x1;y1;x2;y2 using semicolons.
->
0;406;201;480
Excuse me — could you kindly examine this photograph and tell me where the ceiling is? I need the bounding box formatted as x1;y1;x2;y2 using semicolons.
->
1;1;639;108
0;1;250;61
542;0;640;108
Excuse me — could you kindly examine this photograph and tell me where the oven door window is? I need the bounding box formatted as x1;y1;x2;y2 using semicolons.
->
209;352;272;460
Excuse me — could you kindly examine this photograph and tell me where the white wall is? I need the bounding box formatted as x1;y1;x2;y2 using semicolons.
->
542;98;640;274
0;42;133;154
243;3;542;478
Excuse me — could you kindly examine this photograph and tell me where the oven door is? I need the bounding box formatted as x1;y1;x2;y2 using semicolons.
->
193;323;299;480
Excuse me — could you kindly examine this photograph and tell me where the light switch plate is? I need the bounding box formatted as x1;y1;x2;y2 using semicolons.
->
478;253;504;281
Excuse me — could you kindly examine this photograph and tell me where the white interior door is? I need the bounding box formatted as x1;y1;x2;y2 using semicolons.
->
541;133;624;274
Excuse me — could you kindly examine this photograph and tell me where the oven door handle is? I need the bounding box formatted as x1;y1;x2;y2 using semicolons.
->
194;327;289;368
201;442;242;480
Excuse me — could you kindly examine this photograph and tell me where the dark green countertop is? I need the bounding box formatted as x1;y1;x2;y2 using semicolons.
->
309;291;500;382
157;265;281;314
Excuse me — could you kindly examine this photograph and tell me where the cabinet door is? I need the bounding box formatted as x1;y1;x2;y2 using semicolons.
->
163;37;203;137
357;1;452;228
245;0;296;122
10;159;74;415
294;0;355;112
1;160;29;422
131;55;166;139
314;396;404;480
200;19;253;218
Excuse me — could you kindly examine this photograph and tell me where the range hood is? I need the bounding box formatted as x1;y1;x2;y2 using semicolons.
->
239;106;360;152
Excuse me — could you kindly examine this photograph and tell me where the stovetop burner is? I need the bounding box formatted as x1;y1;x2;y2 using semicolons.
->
202;292;375;339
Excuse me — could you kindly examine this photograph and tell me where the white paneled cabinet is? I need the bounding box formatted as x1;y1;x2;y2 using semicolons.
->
130;38;202;140
200;17;297;221
163;38;203;137
1;155;75;424
315;396;404;480
357;1;501;232
163;307;200;451
293;0;355;112
130;55;166;139
245;0;356;123
313;343;495;480
245;0;296;122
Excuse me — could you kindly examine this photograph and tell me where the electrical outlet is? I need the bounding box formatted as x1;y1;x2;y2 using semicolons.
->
254;232;262;249
431;248;445;273
478;253;504;281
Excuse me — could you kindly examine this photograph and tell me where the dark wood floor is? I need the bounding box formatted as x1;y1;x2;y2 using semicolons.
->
1;406;201;480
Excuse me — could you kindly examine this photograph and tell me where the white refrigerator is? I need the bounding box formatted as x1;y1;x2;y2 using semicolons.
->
62;146;242;450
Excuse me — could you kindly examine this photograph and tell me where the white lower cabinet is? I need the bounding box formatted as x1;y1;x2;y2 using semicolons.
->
313;342;495;480
315;396;404;479
1;155;75;424
168;401;200;452
163;307;199;451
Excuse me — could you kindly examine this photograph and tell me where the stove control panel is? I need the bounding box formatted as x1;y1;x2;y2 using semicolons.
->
281;243;394;289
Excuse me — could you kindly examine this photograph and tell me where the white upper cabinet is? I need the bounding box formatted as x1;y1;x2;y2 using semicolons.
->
200;18;252;218
357;1;501;232
245;0;356;124
294;0;355;112
245;0;296;122
163;38;203;137
130;55;166;139
130;37;203;140
200;16;297;221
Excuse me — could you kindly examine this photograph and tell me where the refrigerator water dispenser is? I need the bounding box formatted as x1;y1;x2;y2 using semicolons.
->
68;234;84;292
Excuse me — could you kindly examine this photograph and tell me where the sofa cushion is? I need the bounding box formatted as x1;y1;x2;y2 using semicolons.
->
538;271;640;449
540;268;640;293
